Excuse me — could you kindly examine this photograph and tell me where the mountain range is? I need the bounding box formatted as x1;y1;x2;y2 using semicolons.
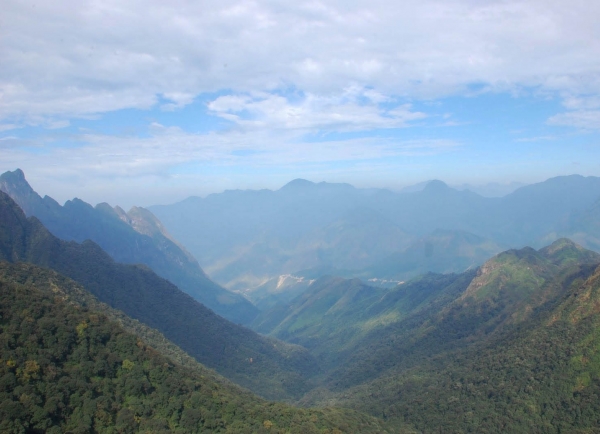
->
0;169;257;324
149;175;600;305
4;168;600;432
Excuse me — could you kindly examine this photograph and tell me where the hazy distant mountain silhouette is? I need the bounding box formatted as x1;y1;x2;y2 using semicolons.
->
150;175;600;300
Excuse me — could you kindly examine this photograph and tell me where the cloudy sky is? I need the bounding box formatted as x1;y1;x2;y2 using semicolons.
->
1;0;600;207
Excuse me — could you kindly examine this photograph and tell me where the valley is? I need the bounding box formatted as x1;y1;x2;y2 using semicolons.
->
2;169;600;432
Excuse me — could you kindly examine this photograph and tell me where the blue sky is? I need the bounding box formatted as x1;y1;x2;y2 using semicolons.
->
1;0;600;208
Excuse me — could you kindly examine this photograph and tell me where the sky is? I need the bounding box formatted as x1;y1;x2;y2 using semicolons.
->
1;0;600;208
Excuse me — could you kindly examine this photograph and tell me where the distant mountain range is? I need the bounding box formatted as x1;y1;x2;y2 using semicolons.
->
359;228;502;281
401;180;525;196
0;169;257;324
149;175;600;305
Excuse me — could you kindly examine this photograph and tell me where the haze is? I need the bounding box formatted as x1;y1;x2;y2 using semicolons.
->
1;0;600;207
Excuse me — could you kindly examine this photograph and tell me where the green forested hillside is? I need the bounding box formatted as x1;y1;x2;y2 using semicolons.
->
322;239;600;392
0;262;226;377
253;272;475;372
0;190;317;401
315;263;600;433
254;237;600;427
267;239;600;432
0;265;394;434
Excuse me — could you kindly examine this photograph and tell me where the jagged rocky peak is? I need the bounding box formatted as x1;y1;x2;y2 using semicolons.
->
113;205;130;221
93;202;132;224
127;206;166;236
0;169;49;216
4;168;26;181
0;168;36;195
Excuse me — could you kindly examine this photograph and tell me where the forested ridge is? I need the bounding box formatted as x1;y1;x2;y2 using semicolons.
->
313;264;600;433
284;241;600;432
0;263;394;433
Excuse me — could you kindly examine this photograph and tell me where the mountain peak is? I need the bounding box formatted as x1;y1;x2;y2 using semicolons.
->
539;238;600;267
279;178;316;191
0;169;46;217
6;168;25;180
545;237;580;251
422;179;449;193
0;168;33;191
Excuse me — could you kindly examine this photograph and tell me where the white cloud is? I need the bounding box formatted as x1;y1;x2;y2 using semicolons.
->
0;121;459;187
159;92;197;112
2;0;600;124
207;89;426;132
562;96;600;111
547;110;600;130
0;124;19;132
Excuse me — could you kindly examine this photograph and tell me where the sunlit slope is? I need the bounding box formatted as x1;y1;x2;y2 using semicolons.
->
319;262;600;433
0;169;258;324
322;239;600;393
248;239;600;413
0;190;318;401
253;272;476;372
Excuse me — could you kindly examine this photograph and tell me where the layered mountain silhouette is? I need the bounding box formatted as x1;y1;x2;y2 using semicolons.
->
0;190;318;400
0;169;257;324
4;167;600;431
150;175;600;302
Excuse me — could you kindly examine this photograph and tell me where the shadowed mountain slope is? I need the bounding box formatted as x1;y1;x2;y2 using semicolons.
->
0;263;395;433
0;190;318;401
0;169;257;324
